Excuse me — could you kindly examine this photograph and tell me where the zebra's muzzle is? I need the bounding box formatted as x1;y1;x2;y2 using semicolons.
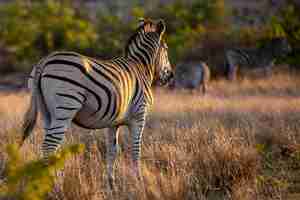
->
159;70;174;86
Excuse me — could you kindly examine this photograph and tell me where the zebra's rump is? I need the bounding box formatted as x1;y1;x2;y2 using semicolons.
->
171;62;208;89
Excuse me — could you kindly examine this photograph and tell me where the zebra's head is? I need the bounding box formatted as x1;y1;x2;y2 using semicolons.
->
125;18;166;57
154;41;174;86
271;37;292;57
125;18;173;85
137;18;174;85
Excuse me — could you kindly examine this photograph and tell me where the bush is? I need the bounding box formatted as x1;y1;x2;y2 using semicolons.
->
267;1;300;67
0;0;231;73
0;0;98;72
0;0;234;75
0;143;84;200
143;0;228;62
93;14;134;59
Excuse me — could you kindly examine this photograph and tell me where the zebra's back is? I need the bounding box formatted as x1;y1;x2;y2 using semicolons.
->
227;48;274;69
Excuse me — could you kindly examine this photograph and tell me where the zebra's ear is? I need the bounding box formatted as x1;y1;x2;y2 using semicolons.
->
157;19;166;36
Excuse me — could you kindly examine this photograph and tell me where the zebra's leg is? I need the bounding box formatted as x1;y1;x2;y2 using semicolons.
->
264;63;274;77
228;64;238;81
128;113;146;180
202;82;206;95
41;123;69;162
41;105;81;162
226;53;238;81
106;126;120;189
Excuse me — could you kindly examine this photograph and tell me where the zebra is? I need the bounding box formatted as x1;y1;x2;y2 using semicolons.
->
21;18;173;186
225;37;292;80
169;61;210;94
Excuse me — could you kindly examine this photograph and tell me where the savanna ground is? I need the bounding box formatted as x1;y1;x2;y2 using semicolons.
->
0;71;300;200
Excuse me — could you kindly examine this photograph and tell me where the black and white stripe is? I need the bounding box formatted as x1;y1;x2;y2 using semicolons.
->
225;37;291;80
21;18;173;186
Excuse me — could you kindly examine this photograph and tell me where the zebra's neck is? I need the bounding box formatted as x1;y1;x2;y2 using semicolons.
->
125;32;160;84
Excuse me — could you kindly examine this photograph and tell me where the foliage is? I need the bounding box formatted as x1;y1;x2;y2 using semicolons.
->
94;13;135;58
5;0;299;74
0;143;84;200
0;0;98;72
267;1;300;66
143;0;228;62
0;0;230;73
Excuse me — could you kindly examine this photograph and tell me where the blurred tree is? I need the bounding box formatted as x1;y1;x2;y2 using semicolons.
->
0;0;233;74
140;0;228;62
267;0;300;67
0;0;98;72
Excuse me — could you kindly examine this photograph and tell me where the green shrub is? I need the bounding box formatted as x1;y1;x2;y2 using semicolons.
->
0;0;230;73
93;14;134;58
267;1;300;67
0;0;98;72
0;143;84;200
137;0;228;62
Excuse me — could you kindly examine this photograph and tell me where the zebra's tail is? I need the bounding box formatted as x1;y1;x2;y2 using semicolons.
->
21;81;39;145
21;58;46;145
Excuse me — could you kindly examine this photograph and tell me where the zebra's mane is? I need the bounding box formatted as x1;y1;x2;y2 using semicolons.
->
124;23;160;57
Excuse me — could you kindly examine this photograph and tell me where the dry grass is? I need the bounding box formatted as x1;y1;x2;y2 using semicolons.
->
0;73;300;199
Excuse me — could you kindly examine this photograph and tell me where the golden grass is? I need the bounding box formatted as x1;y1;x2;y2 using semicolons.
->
0;73;300;199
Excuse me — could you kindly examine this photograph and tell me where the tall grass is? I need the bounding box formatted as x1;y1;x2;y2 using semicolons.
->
0;73;300;199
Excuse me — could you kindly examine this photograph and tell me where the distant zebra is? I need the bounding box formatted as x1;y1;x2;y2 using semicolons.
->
225;37;292;80
21;18;173;186
170;61;210;94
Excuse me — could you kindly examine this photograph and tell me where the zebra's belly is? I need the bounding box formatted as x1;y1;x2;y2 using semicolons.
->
72;105;129;129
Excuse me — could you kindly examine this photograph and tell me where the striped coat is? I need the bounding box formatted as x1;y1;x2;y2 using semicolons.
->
22;18;173;186
170;61;210;94
226;37;291;80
